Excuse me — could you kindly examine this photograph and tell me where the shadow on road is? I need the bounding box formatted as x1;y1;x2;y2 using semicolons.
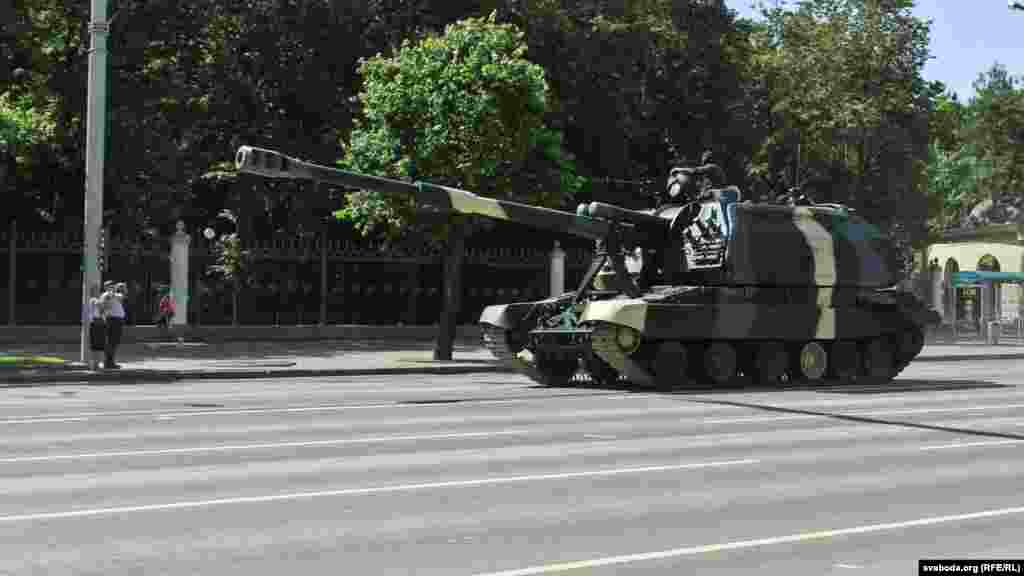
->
542;377;1011;396
684;396;1024;443
813;379;1011;394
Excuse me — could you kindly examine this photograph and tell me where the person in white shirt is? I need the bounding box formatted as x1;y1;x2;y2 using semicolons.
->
84;284;106;370
101;281;126;369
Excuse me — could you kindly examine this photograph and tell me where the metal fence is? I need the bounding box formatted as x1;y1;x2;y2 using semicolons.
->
1;228;591;326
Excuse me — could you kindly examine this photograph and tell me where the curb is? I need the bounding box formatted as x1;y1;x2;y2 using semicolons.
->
0;325;485;346
912;353;1024;363
4;352;1024;386
0;364;519;386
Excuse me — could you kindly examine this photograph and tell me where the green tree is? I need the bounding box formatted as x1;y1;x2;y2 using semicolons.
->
967;63;1024;202
0;88;58;222
206;209;250;326
752;0;931;222
923;81;987;236
503;0;762;205
337;12;583;239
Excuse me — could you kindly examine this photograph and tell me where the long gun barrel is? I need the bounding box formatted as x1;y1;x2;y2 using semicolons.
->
236;146;623;240
236;146;673;242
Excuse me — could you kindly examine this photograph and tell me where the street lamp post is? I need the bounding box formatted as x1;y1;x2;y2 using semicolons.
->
80;0;109;363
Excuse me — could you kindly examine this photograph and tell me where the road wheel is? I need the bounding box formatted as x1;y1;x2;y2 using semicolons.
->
896;328;924;366
535;354;578;387
583;351;619;387
797;341;828;382
653;341;689;391
702;342;738;386
829;341;859;383
749;342;787;386
861;338;895;384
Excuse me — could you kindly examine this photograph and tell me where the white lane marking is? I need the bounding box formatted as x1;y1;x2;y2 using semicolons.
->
472;505;1024;576
834;564;864;569
0;385;505;406
0;399;717;426
0;459;758;523
0;417;90;425
863;403;1024;417
0;430;537;463
919;439;1024;451
1;399;1021;427
0;399;532;425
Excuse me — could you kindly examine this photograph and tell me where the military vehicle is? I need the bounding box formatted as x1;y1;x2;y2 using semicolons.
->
235;145;940;390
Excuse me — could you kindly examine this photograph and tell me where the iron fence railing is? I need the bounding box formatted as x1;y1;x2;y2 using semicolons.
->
1;230;589;326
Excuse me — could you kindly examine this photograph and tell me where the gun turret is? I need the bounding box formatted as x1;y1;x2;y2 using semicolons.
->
236;146;634;241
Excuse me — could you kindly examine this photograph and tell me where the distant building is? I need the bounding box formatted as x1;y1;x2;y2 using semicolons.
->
925;197;1024;333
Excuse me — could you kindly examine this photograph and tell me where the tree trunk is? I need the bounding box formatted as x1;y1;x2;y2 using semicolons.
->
320;219;328;326
232;277;240;327
8;219;15;326
434;219;465;361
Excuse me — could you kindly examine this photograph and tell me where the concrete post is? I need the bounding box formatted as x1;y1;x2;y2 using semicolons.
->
981;280;991;324
7;220;14;326
550;240;566;297
192;239;201;327
170;220;190;326
80;0;109;362
320;220;328;326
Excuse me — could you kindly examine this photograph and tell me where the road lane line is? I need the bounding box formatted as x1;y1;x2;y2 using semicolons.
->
0;385;506;405
0;417;91;425
0;430;538;463
0;401;523;424
0;458;758;523
862;403;1024;417
0;401;724;425
1;399;1020;427
471;505;1024;576
919;439;1024;451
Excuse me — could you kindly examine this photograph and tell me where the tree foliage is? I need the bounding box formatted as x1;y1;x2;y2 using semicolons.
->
5;0;1018;267
337;12;583;239
751;0;931;243
967;64;1024;202
503;0;762;205
923;64;1024;236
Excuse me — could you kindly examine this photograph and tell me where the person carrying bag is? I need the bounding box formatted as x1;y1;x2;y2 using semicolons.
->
85;285;106;371
100;281;126;369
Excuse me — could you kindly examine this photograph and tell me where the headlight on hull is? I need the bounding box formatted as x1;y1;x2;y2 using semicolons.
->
615;325;640;354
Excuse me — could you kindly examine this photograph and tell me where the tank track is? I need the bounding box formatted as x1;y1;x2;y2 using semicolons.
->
588;324;922;388
590;322;653;386
484;322;921;389
480;323;551;385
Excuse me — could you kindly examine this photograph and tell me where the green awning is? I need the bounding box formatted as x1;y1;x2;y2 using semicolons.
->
952;271;1024;286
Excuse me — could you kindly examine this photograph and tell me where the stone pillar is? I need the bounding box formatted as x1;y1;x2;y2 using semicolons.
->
170;220;190;326
550;240;566;297
7;219;14;326
319;222;328;326
931;263;944;322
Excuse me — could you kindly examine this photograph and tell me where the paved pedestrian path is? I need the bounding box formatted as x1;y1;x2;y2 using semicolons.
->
2;337;1023;385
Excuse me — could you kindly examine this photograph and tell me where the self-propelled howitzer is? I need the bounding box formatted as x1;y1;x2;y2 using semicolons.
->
235;145;940;390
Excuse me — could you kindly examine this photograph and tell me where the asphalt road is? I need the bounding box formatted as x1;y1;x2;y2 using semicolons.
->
1;361;1023;575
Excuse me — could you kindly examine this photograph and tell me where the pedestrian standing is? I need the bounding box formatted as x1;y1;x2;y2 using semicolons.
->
157;288;175;333
102;281;126;369
85;284;106;370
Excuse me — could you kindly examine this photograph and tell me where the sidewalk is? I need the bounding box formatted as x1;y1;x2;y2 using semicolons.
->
0;337;512;386
2;337;1023;386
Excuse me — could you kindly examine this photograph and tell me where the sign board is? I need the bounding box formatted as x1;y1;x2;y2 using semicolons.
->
952;271;979;286
952;271;1024;286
